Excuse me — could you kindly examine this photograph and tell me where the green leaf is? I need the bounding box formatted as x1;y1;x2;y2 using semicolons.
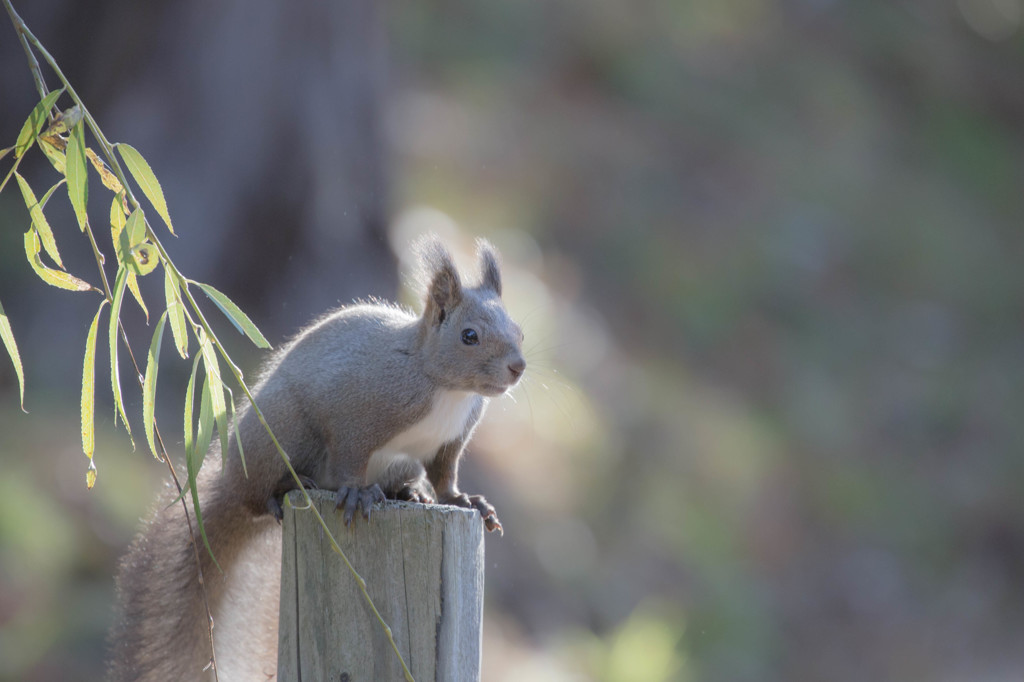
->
108;266;134;445
131;243;160;277
15;88;63;158
82;300;109;482
196;282;271;349
117;143;174;235
183;348;220;571
225;387;247;477
118;209;144;262
183;351;202;463
0;297;26;412
200;334;229;464
195;373;215;474
0;146;13;163
164;268;189;359
15;171;62;268
39;179;67;210
66;121;89;232
23;230;92;292
38;139;66;174
126;272;149;323
118;209;158;277
185;423;220;571
143;311;168;459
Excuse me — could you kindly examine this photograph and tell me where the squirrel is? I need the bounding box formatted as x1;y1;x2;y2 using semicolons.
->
106;236;525;681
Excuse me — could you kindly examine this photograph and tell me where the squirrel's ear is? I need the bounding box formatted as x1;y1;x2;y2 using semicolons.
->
476;238;502;296
414;234;463;323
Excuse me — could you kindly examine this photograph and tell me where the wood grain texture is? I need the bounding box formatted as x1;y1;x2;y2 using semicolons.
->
278;490;484;681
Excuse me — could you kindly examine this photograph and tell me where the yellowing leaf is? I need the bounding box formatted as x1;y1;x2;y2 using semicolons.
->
86;460;97;489
0;297;26;412
15;172;62;268
143;311;168;459
15;89;63;158
196;282;271;349
86;148;123;194
23;230;92;292
82;300;109;468
66;121;89;232
117;143;174;235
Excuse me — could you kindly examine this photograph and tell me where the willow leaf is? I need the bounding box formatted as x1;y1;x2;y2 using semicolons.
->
40;179;67;210
183;351;201;464
196;282;271;349
66;121;89;232
183;348;219;570
117;143;174;235
118;209;144;265
196;373;215;473
0;297;26;412
108;266;133;445
86;148;123;193
39;139;66;174
164;268;189;359
15;89;63;158
23;230;92;292
126;272;149;323
143;311;168;459
15;171;62;268
200;335;229;463
225;387;247;477
82;300;109;483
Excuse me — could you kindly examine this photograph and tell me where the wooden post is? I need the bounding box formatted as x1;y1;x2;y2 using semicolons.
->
278;490;485;681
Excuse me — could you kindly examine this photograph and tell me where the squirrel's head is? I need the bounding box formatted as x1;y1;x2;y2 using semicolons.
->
415;235;526;396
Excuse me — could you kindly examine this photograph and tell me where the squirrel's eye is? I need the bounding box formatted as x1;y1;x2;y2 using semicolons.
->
461;329;479;346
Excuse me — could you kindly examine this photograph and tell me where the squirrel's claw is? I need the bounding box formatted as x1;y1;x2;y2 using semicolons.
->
393;485;435;505
445;492;503;536
336;483;386;526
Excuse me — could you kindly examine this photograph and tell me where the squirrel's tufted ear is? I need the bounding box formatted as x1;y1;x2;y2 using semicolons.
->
476;238;502;296
414;234;463;323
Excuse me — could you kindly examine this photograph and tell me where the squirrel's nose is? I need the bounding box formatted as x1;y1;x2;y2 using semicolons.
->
508;357;526;381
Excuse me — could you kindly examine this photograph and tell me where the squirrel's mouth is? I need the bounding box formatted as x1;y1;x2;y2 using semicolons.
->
480;382;514;396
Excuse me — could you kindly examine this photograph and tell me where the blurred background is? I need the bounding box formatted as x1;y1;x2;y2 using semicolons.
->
2;0;1024;680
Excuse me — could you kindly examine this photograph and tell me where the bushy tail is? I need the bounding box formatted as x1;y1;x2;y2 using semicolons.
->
107;465;281;681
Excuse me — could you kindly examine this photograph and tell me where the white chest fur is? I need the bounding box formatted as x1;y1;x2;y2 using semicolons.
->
365;390;478;484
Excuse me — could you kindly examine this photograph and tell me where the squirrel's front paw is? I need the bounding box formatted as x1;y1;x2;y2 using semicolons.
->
335;483;386;526
444;493;503;535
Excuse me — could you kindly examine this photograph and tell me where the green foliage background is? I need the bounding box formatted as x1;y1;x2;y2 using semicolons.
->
3;1;1024;681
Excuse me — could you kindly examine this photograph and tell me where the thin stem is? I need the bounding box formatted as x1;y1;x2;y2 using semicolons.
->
4;0;48;104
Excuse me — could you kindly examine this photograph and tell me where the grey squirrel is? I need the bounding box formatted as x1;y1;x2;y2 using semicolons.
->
107;236;525;681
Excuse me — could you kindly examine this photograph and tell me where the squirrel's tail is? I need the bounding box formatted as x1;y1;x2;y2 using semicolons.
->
106;464;282;682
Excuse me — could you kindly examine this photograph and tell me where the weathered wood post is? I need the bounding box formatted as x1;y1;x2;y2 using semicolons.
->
278;490;485;681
